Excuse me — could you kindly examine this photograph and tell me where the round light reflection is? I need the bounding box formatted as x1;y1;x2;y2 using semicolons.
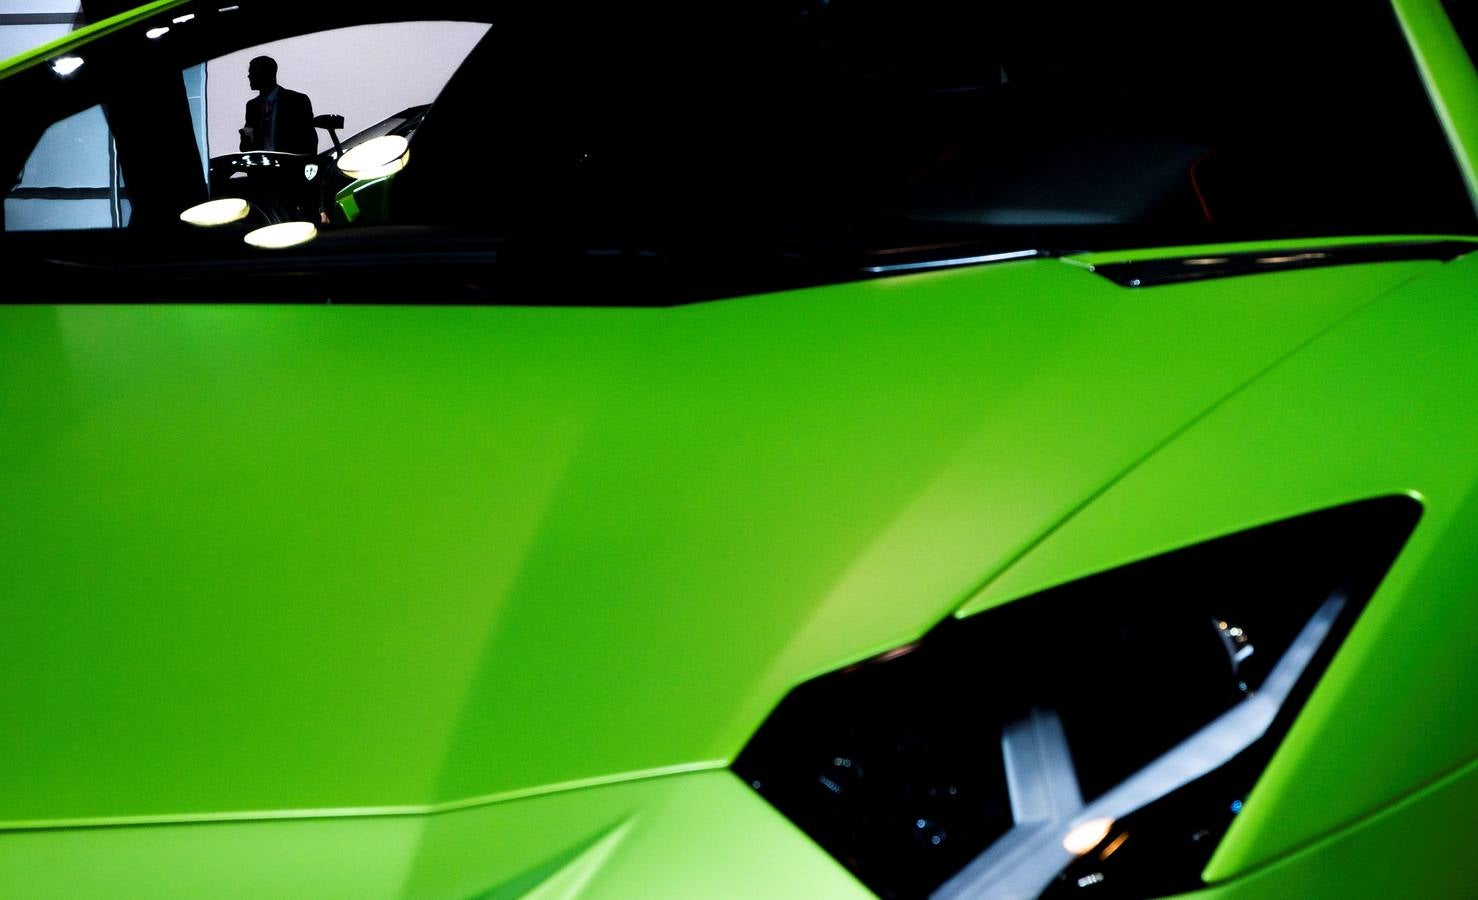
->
180;198;250;227
336;135;410;180
1062;817;1115;856
244;221;317;249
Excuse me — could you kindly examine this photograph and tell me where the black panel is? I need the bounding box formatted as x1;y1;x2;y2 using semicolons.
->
1092;241;1474;288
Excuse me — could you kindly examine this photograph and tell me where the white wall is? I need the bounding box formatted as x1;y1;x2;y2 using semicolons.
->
205;20;489;159
0;0;79;61
0;22;66;59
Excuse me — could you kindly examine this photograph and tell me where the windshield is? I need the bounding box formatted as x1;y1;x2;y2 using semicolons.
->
1;0;1474;302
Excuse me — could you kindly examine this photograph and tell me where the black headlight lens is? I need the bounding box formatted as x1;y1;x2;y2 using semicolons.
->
733;496;1420;899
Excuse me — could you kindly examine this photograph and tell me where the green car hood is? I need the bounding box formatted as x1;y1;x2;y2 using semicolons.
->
0;243;1458;832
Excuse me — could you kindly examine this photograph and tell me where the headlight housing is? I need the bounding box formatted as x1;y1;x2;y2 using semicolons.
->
734;496;1420;899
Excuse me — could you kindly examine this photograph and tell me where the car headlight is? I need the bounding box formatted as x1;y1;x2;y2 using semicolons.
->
734;496;1420;899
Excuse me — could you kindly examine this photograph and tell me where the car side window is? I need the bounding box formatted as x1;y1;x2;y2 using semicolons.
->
199;21;488;227
5;104;126;231
2;7;489;234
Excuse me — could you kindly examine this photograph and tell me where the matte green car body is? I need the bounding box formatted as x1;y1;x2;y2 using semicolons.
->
3;2;1478;897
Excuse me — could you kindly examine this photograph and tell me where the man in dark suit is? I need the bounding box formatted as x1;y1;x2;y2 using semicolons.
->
239;56;317;155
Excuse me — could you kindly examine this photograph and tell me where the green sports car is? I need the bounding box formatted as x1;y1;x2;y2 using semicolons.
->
2;1;1477;897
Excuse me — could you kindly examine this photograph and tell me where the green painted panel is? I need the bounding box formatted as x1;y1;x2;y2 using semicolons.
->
0;772;868;899
1187;757;1478;899
956;252;1478;879
0;254;1433;827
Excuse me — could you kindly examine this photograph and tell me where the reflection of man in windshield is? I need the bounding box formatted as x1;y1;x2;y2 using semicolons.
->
239;56;316;154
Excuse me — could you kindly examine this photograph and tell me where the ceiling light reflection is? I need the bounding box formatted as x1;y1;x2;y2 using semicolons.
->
1098;830;1130;860
1062;817;1115;856
146;26;169;39
875;643;920;663
51;56;84;76
1258;253;1329;265
244;221;317;249
336;135;410;180
180;198;251;227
